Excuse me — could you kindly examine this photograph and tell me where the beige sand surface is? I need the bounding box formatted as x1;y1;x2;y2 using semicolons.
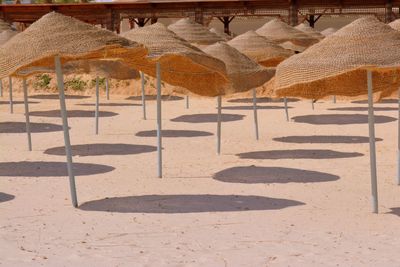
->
1;90;400;266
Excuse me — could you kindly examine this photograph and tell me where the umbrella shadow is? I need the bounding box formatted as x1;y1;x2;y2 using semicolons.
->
213;166;340;184
0;121;64;133
171;113;245;123
292;114;396;125
77;103;141;107
126;95;183;101
44;143;157;157
0;100;39;105
29;94;90;100
136;129;213;138
29;110;118;118
237;149;363;160
227;97;299;104
79;194;304;213
222;105;292;110
0;161;115;177
0;192;15;203
387;208;400;217
352;99;397;104
328;107;398;112
273;135;383;144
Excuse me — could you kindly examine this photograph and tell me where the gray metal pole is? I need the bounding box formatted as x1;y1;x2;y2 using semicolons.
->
95;76;99;135
22;78;32;151
333;95;337;104
8;76;13;114
105;78;109;100
252;88;259;140
55;56;78;208
367;70;378;213
186;95;189;109
217;95;222;154
397;87;400;185
311;99;315;110
0;79;3;97
140;72;147;120
156;62;162;178
284;97;289;122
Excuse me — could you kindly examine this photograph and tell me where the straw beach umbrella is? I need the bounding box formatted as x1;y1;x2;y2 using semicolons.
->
271;17;400;213
227;30;293;120
122;22;229;177
388;19;400;31
256;19;319;50
0;12;148;207
0;29;17;108
321;27;338;37
203;42;275;152
295;23;324;40
168;18;224;45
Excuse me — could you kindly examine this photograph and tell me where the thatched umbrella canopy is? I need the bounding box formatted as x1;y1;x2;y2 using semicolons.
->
122;22;229;97
209;27;232;41
272;17;400;100
167;18;224;45
295;23;324;40
321;27;338;37
0;11;149;208
227;30;293;67
389;19;400;31
255;19;319;49
270;17;400;213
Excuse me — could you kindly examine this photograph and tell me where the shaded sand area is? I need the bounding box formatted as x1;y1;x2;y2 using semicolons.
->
1;93;400;266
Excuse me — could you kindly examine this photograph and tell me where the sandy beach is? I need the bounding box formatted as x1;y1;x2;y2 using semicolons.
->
1;90;400;266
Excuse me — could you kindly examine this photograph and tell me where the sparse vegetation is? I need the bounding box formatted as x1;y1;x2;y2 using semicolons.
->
33;74;52;90
91;77;106;91
65;77;87;92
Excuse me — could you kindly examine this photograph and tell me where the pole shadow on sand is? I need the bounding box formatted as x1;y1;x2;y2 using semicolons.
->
0;161;115;177
44;143;157;157
29;110;118;118
29;94;90;100
0;192;15;203
292;114;396;125
136;129;213;138
221;105;292;111
0;100;39;105
227;97;299;104
328;107;398;112
213;166;340;184
352;99;397;104
171;113;245;123
237;149;363;160
273;135;383;144
0;121;65;133
126;95;183;101
77;103;141;107
79;194;304;213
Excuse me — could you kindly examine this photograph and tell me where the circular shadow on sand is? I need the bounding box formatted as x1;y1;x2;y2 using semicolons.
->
44;143;157;157
77;103;141;107
292;114;396;125
328;107;397;112
273;135;383;144
29;110;118;118
237;149;363;160
0;121;64;133
0;192;15;203
352;99;397;104
79;194;304;213
126;95;183;101
213;166;340;184
0;161;114;177
0;100;39;105
29;94;90;100
222;105;291;110
227;97;299;104
136;129;213;138
171;113;245;123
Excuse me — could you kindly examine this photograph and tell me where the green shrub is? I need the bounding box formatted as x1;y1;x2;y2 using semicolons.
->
65;77;87;92
91;77;106;91
33;74;51;90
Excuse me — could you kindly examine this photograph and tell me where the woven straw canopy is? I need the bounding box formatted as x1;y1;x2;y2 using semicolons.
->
203;42;275;94
0;29;17;46
389;19;400;31
209;28;232;41
256;19;319;48
227;30;293;67
168;18;224;45
272;17;400;100
122;22;229;96
321;27;338;37
295;23;324;39
0;12;148;79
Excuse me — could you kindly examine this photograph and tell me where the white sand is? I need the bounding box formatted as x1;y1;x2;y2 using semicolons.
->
1;92;400;266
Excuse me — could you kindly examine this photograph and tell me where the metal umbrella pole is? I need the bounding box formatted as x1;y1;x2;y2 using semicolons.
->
252;88;259;140
0;79;3;97
217;95;222;154
186;95;189;109
22;78;32;151
397;87;400;185
105;78;110;100
95;76;99;135
367;70;378;214
55;55;78;208
9;76;13;114
140;72;147;120
284;97;289;122
156;62;162;178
